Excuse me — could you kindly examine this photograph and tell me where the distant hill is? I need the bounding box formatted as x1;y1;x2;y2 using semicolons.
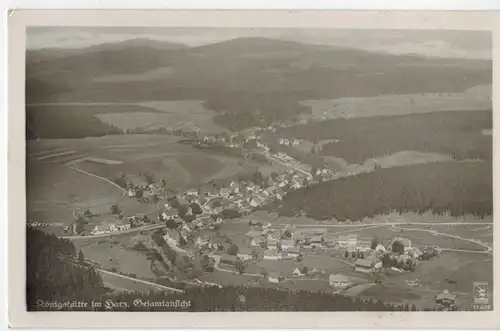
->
26;37;492;132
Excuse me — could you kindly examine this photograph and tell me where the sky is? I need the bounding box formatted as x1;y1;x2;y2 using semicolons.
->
27;27;492;60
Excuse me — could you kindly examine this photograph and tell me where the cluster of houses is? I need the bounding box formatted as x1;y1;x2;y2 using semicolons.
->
90;219;132;235
278;138;302;147
168;168;309;217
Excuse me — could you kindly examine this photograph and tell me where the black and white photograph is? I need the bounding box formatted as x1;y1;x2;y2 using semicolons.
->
23;22;493;314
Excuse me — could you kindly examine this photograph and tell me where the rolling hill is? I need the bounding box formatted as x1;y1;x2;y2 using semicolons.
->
26;37;492;134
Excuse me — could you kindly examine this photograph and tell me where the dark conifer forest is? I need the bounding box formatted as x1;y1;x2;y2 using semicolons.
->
279;162;492;221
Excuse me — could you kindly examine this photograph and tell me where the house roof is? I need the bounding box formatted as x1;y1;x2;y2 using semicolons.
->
310;235;323;242
355;259;375;268
329;274;349;282
246;230;263;238
165;209;178;216
251;236;266;243
220;254;238;263
436;290;456;301
286;247;300;254
268;239;278;246
281;239;294;247
348;234;359;239
187;188;198;193
338;235;349;241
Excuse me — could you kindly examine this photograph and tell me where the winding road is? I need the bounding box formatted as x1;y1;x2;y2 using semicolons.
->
97;269;184;293
390;224;492;254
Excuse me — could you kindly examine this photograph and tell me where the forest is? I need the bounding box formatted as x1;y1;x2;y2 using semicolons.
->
279;161;492;221
26;107;122;139
278;110;492;164
26;228;107;310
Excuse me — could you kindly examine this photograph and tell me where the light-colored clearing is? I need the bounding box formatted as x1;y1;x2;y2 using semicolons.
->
365;151;454;169
96;100;228;133
302;85;492;120
94;66;176;82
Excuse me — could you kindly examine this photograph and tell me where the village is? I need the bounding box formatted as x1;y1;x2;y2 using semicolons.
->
39;126;460;311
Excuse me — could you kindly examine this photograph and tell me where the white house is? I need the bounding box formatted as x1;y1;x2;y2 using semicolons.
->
91;225;105;235
268;276;280;284
281;239;295;250
237;254;252;261
267;239;279;250
375;244;387;253
329;274;350;289
292;268;304;276
118;224;131;231
220;188;231;198
196;235;210;248
249;197;262;208
186;188;199;198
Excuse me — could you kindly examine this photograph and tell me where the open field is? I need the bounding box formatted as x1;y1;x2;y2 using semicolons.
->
27;134;267;192
81;241;156;278
301;85;491;120
26;159;126;223
95;100;228;133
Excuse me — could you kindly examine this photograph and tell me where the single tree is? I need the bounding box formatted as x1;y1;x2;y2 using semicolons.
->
190;203;203;215
110;204;121;215
84;209;92;218
144;172;155;185
227;243;239;256
234;259;246;275
78;250;85;264
392;240;405;254
165;218;178;229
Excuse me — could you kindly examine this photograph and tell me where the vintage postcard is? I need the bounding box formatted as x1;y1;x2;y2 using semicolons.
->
7;9;500;329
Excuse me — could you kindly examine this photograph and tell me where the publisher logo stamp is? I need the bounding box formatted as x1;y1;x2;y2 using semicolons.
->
473;282;489;305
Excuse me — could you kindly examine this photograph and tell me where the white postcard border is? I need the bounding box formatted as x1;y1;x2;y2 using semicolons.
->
7;9;500;329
